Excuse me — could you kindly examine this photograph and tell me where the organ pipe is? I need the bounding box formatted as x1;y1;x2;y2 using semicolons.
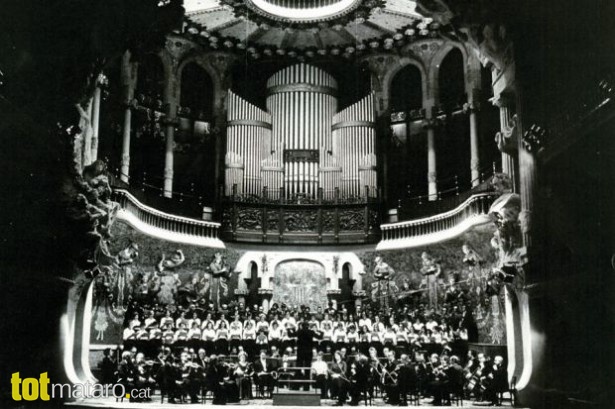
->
225;64;377;200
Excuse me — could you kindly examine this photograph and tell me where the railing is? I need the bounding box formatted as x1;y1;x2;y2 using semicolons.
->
112;189;224;248
396;176;496;221
108;168;212;219
377;192;497;250
221;197;381;245
394;162;497;222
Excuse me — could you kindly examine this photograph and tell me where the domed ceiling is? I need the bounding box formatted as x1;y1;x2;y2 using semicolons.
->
182;0;453;59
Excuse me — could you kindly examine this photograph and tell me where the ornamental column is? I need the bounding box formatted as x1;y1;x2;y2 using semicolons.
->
82;99;94;167
162;58;180;198
427;124;437;200
493;94;518;188
469;104;480;185
90;74;104;162
423;104;439;201
466;56;483;187
120;51;137;183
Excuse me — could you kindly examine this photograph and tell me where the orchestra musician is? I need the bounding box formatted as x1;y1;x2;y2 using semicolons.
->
234;352;254;399
311;351;330;399
329;351;349;406
253;350;277;396
446;355;465;399
482;355;507;405
348;354;370;406
179;353;202;403
157;356;181;404
428;354;450;406
464;353;491;400
381;350;400;405
397;354;417;406
205;354;231;405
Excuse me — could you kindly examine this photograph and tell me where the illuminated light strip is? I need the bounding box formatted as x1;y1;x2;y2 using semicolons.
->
81;284;97;383
517;290;533;390
116;209;225;249
248;0;360;21
61;314;82;385
376;213;491;250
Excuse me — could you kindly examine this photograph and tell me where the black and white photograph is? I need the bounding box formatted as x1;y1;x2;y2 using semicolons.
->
0;0;613;408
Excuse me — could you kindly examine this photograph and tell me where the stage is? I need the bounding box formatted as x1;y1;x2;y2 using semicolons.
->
64;395;518;408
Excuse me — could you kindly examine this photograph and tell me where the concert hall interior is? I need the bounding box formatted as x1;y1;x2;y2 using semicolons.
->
0;0;613;408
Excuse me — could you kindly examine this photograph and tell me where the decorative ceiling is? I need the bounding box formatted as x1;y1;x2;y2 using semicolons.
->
182;0;453;60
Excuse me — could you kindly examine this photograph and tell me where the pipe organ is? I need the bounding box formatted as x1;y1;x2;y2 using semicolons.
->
225;63;377;200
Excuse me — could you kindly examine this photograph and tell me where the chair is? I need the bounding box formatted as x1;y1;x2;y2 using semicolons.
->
448;390;464;406
356;385;373;406
498;376;517;407
201;385;214;404
404;390;421;406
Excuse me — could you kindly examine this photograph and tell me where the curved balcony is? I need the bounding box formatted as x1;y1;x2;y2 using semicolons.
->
377;192;497;250
112;189;224;248
111;183;497;249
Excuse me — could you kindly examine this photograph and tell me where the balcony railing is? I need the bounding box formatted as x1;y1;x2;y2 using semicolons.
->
220;198;381;245
112;189;224;248
377;192;497;250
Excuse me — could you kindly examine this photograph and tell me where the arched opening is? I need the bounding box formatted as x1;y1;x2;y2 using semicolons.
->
173;62;216;200
131;54;166;192
437;48;471;190
388;64;426;202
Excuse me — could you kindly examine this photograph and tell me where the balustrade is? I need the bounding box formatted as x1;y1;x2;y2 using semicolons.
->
112;189;223;248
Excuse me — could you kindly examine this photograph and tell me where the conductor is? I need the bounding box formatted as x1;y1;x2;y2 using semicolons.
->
289;321;323;369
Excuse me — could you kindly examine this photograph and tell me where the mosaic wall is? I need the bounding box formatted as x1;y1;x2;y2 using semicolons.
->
90;221;242;345
358;224;506;344
271;260;328;310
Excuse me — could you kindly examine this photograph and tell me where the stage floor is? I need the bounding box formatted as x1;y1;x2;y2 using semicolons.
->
65;395;517;408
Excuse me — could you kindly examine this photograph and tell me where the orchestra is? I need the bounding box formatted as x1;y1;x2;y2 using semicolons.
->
106;334;507;406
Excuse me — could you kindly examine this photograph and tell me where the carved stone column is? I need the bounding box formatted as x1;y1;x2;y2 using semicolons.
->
120;51;137;184
90;74;104;162
518;103;544;248
162;57;180;198
82;99;93;167
493;94;518;188
423;109;439;201
427;125;437;200
466;98;481;186
465;55;483;186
